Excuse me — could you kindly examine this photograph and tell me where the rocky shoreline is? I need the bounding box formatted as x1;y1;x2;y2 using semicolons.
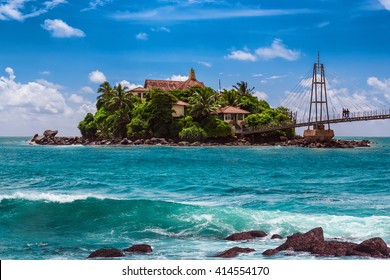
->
30;130;371;148
87;227;390;259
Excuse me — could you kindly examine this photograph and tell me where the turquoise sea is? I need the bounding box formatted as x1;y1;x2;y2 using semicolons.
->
0;137;389;260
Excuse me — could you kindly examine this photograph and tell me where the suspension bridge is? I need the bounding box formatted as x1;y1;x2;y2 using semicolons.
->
239;53;390;140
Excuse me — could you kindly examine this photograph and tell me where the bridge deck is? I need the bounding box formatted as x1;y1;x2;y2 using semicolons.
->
238;111;390;135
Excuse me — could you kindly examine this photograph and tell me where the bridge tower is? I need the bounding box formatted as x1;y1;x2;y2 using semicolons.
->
303;52;334;143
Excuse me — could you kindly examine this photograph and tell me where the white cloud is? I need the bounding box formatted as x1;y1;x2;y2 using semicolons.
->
167;75;188;81
0;67;95;136
367;76;390;91
118;80;143;90
226;50;257;61
226;39;300;62
151;26;171;32
82;0;111;11
40;70;51;75
253;90;268;100
69;94;86;104
379;0;390;10
112;7;310;22
256;39;301;61
89;70;106;84
42;19;85;38
136;32;149;40
0;0;67;21
197;61;212;67
80;86;95;94
266;75;288;80
253;73;263;77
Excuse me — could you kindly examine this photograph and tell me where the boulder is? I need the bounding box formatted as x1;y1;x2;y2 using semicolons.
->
87;248;125;258
276;227;324;252
121;138;130;145
225;230;267;241
262;249;279;256
178;141;190;146
34;136;46;144
133;139;144;145
44;130;58;138
355;238;390;256
123;244;153;254
271;234;283;240
215;247;255;258
263;227;390;259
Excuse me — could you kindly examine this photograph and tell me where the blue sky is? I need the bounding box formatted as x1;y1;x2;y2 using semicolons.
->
0;0;390;136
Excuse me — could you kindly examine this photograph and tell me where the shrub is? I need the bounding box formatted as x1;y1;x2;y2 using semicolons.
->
127;117;148;138
202;116;233;138
179;125;207;142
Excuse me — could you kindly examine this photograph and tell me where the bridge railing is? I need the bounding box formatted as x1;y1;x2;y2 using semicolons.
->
294;109;390;125
237;109;390;135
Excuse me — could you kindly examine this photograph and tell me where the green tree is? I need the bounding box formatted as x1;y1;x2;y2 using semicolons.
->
202;116;233;138
220;89;240;107
147;89;177;138
188;87;219;121
78;113;97;139
96;81;114;110
179;125;207;142
233;81;255;96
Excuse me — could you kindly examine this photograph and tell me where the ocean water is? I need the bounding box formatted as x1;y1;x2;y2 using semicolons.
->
0;137;389;260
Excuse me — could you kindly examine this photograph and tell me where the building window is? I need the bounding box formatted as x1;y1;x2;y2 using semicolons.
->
237;114;243;121
225;114;232;121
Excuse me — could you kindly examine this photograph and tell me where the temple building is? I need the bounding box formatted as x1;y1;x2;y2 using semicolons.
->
130;68;205;99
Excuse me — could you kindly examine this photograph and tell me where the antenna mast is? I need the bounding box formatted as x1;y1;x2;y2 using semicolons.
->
304;52;334;142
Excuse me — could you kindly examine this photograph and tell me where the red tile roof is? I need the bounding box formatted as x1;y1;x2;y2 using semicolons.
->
130;87;148;92
132;68;205;92
216;106;250;114
175;100;190;106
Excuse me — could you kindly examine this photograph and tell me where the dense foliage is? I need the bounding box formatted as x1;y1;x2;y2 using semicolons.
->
78;80;294;141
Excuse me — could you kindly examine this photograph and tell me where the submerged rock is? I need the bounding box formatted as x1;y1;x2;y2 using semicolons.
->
215;247;255;258
224;230;267;241
271;234;283;240
123;244;153;254
87;248;125;258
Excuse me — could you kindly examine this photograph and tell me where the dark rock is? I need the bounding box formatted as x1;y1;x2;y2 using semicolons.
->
215;247;255;258
44;130;58;138
280;136;288;141
225;230;267;241
311;241;357;257
34;136;46;144
133;139;144;145
178;141;190;146
31;134;39;142
87;248;125;258
263;227;390;259
276;227;324;252
121;138;130;145
262;249;279;256
271;234;283;240
190;141;201;146
124;244;153;254
355;238;390;256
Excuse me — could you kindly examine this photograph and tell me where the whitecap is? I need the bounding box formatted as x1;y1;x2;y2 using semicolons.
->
0;191;113;203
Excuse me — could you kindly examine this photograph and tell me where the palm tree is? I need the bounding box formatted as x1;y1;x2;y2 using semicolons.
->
106;84;133;112
189;87;219;121
233;81;255;96
96;81;114;110
220;89;241;107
